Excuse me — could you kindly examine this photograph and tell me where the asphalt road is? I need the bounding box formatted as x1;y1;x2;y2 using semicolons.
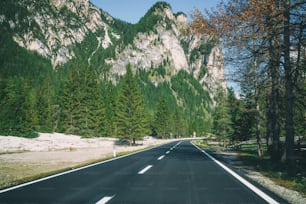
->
0;141;285;204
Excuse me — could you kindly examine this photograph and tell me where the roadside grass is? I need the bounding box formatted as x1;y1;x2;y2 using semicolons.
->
0;146;155;191
0;154;116;190
195;141;306;197
194;140;219;152
237;144;306;197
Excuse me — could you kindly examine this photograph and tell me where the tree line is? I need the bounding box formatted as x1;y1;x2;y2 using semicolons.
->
0;57;214;144
192;0;305;175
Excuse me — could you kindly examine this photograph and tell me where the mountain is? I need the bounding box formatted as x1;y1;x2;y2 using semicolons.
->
0;0;119;67
0;0;227;138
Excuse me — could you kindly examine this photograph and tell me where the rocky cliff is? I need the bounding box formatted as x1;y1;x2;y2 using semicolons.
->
0;0;226;98
1;0;119;67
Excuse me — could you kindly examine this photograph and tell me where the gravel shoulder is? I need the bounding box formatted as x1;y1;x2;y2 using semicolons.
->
208;148;306;204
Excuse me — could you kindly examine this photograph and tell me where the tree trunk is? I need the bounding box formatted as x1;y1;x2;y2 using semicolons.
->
265;0;282;161
132;138;136;146
253;46;263;158
268;32;281;161
283;0;296;175
256;103;263;158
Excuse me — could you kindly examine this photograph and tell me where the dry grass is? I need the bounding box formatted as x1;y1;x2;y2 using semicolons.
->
0;136;168;190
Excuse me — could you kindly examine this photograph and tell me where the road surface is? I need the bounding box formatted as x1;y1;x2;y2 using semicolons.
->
0;141;285;203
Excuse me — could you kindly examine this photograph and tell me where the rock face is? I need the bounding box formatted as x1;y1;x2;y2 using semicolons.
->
2;0;115;67
1;0;226;97
203;45;227;91
107;3;226;95
110;29;189;76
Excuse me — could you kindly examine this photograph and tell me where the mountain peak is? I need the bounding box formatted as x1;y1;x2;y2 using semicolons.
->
148;2;188;26
50;0;89;12
145;1;175;21
151;1;172;11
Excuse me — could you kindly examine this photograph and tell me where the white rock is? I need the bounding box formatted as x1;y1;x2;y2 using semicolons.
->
0;15;6;23
160;31;188;72
11;0;109;68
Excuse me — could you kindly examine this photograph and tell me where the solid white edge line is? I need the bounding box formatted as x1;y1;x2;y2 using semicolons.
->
96;195;115;204
138;165;153;174
157;155;165;160
191;142;279;204
0;142;172;194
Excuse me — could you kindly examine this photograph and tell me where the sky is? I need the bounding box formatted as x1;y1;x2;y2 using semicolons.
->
90;0;223;24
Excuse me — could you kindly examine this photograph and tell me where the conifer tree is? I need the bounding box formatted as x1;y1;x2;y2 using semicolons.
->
81;66;106;137
0;77;37;137
212;89;233;147
59;65;107;137
172;108;183;138
153;97;171;138
115;64;148;144
60;68;78;134
24;87;39;132
36;77;54;132
101;81;117;137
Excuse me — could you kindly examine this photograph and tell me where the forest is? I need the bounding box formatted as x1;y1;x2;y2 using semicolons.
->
191;0;305;181
0;58;213;141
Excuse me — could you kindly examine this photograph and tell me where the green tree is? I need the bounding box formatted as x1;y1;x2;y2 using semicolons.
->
36;77;54;132
116;64;149;144
59;68;79;134
24;87;39;132
212;89;233;146
153;97;171;138
101;81;117;137
58;65;107;137
0;77;37;137
226;88;242;142
172;108;183;138
82;66;106;137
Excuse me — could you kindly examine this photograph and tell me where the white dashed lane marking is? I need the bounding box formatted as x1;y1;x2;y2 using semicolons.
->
96;195;115;204
157;155;165;160
138;165;153;174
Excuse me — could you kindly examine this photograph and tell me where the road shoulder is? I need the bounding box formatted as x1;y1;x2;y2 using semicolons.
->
192;142;306;204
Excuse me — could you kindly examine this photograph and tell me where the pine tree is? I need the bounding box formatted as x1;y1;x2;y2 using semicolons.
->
153;97;171;138
115;64;148;144
59;66;106;137
0;77;22;136
212;89;233;147
36;77;54;132
82;66;106;137
101;81;117;137
172;108;183;138
60;68;78;134
24;87;39;132
0;77;37;137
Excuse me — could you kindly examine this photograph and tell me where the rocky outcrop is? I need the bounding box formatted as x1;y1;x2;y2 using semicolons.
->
107;3;226;97
1;0;115;67
202;45;227;93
